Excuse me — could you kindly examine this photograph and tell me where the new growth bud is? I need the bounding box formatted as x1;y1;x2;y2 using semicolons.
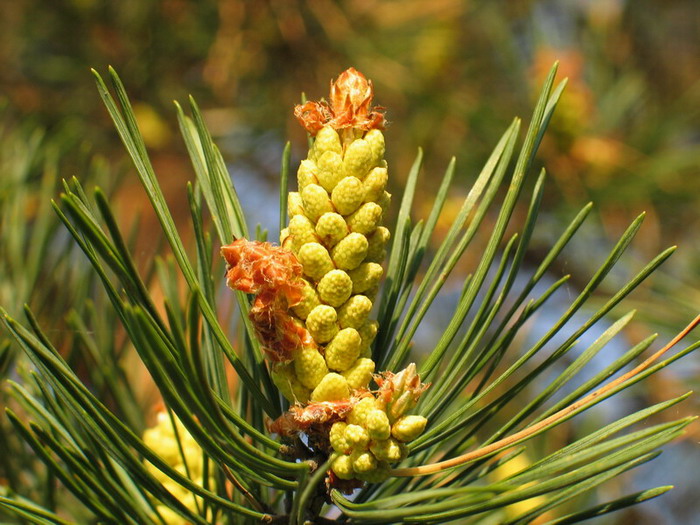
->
376;363;431;421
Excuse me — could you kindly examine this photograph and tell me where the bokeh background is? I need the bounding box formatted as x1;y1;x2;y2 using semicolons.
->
1;0;698;523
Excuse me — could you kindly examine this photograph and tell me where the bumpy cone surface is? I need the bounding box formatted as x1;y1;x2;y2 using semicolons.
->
221;68;430;488
142;411;213;524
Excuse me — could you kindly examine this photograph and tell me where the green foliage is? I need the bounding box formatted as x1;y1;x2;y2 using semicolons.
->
0;103;139;521
0;64;698;524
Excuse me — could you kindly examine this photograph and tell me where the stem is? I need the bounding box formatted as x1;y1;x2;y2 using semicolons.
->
289;463;310;525
392;314;700;477
295;458;331;525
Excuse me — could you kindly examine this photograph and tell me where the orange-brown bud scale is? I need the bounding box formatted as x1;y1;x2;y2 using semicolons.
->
222;239;311;361
249;306;316;362
267;399;356;437
294;68;386;136
221;239;304;306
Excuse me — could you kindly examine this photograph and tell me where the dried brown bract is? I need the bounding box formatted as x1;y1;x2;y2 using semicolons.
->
294;68;386;135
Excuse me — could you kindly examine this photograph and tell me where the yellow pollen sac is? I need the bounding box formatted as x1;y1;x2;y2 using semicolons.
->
271;363;310;403
316;151;344;193
331;453;355;480
317;269;353;307
347;202;382;234
348;263;384;294
143;431;179;467
301;184;334;223
325;328;362;371
365;409;391;440
297;242;334;281
331;232;369;271
329;422;352;454
337;295;373;329
293;346;329;389
315;212;348;247
147;462;172;484
331;176;365;216
363;129;386;167
345;424;370;449
143;412;215;523
391;415;428;442
347;396;378;426
377;191;392;219
288;192;305;218
370;438;405;463
280;227;290;245
358;320;379;357
362;167;388;203
366;226;390;262
313;126;343;156
358;320;379;344
341;357;375;389
288;214;319;251
310;373;350;402
305;305;339;343
355;461;390;483
351;450;377;473
297;159;318;190
290;279;320;320
156;491;211;525
342;138;373;179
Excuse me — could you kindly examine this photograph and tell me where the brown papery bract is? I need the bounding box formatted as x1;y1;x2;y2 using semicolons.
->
222;238;312;361
294;68;386;135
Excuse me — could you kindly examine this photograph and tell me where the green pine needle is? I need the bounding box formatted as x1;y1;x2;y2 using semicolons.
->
0;63;697;524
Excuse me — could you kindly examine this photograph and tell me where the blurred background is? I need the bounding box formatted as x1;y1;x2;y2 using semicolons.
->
0;0;698;523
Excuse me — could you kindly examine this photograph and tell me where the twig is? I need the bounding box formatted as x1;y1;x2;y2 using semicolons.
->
392;314;700;477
